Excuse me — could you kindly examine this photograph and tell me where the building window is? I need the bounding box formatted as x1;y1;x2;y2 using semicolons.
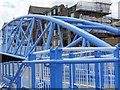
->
45;32;47;38
54;40;56;46
58;7;60;12
54;30;56;36
70;13;74;18
53;9;56;14
58;40;60;45
47;12;51;16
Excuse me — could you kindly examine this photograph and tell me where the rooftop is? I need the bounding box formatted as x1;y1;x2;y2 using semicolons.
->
28;5;51;14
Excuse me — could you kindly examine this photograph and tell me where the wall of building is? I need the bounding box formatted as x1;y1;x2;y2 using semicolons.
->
92;0;111;4
101;37;119;46
118;1;120;19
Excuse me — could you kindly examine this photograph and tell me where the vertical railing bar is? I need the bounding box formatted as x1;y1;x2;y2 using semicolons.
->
12;61;14;77
100;62;104;89
94;51;101;89
114;46;120;90
8;62;10;76
2;63;4;76
80;38;86;57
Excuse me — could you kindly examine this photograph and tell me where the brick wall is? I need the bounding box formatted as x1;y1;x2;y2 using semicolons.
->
101;37;119;46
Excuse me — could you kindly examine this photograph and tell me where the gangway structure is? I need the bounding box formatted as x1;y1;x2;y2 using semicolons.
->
0;15;120;89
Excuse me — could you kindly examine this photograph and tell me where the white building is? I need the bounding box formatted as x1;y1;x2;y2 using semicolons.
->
92;0;111;4
76;0;111;14
118;1;120;19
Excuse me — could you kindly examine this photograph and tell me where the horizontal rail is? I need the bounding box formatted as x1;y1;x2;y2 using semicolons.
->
62;47;116;52
23;58;118;64
33;50;50;54
62;50;94;56
0;52;26;60
33;47;116;55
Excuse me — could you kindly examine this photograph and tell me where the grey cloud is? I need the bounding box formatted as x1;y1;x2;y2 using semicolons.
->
2;2;15;8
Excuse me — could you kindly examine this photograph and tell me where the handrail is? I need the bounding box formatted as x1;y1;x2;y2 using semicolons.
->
62;47;116;51
23;58;118;64
33;47;116;55
0;52;26;60
33;49;50;54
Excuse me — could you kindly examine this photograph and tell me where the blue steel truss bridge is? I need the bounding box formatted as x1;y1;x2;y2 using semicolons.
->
0;15;120;89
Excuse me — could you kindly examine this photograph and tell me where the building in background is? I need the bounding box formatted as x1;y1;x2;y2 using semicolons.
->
28;0;120;46
28;5;51;15
118;1;120;19
28;4;69;46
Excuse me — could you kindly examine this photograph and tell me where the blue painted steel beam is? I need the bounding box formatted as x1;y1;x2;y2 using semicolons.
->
57;25;63;47
14;19;24;55
69;53;76;88
14;20;33;55
100;63;104;88
8;63;24;88
5;27;19;53
114;46;120;90
5;26;8;52
22;58;118;64
53;16;120;36
3;15;112;48
50;47;63;88
0;52;26;60
86;41;91;56
31;63;36;88
12;61;14;77
25;18;35;56
46;22;54;49
38;19;46;45
66;37;83;47
76;25;106;30
81;38;87;57
26;22;51;56
73;35;78;42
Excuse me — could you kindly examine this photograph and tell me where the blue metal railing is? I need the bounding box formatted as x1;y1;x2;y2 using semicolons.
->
0;46;119;89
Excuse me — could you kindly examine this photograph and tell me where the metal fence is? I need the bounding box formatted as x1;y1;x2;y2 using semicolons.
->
0;46;119;89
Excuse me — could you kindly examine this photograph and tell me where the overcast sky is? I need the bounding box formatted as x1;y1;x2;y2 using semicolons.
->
0;0;120;29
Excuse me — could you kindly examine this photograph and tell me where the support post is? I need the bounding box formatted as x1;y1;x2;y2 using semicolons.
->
100;62;104;89
94;51;101;89
28;54;36;61
16;75;21;89
50;47;63;88
28;54;36;88
16;61;21;89
114;46;120;90
31;63;36;88
8;62;10;76
0;63;1;79
69;52;77;88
